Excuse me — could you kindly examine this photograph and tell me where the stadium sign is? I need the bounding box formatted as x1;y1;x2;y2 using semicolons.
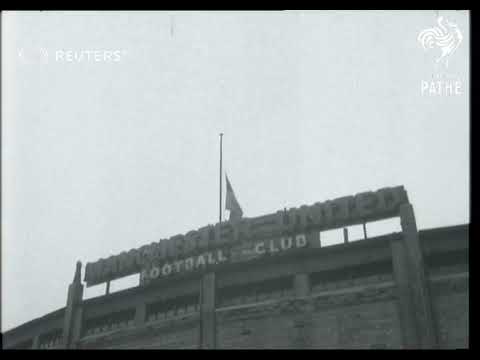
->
140;234;309;285
84;186;408;287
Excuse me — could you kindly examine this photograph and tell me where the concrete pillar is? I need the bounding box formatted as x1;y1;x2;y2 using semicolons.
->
134;302;147;327
397;204;438;348
294;273;311;298
343;228;349;243
70;307;84;349
32;335;40;349
292;273;313;347
62;261;84;349
306;231;321;248
390;237;419;348
200;272;216;349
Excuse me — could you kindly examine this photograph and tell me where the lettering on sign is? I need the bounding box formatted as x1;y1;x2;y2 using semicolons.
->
84;186;408;287
140;234;308;285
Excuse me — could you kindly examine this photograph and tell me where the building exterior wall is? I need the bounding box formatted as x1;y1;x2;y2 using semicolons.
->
78;314;200;349
429;267;469;348
217;290;403;349
3;224;469;349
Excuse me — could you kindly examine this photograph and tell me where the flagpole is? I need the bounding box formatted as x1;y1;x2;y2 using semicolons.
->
219;133;223;224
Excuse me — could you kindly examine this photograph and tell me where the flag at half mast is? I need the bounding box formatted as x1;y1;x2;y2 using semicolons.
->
225;174;243;221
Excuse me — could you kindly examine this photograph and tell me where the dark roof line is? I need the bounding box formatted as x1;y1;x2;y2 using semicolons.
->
418;223;469;235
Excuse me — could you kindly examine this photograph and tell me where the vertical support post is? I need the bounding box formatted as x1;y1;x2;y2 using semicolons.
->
363;223;368;239
306;231;320;248
134;302;146;327
343;228;349;243
70;307;84;349
219;133;223;224
293;273;313;347
200;272;216;349
62;261;84;349
398;204;438;348
32;335;40;349
390;237;419;348
294;273;311;298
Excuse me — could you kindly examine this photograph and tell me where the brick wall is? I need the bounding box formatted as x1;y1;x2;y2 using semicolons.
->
429;268;469;349
217;280;403;349
78;314;200;349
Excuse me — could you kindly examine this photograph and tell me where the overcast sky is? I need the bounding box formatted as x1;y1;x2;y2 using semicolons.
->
2;10;469;331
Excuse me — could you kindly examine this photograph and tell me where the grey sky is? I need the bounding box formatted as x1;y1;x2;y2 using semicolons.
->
2;10;469;331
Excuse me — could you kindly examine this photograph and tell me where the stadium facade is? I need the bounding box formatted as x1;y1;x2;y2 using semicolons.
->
3;185;469;349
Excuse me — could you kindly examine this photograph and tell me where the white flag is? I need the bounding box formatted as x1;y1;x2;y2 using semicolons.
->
225;175;243;221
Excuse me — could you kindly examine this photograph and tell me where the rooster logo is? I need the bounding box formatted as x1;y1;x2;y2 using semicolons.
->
17;47;49;64
418;16;463;69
